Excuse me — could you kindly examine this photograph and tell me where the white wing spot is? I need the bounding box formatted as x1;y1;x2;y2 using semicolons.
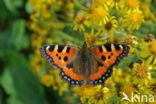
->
119;45;123;49
111;44;115;51
62;46;67;53
46;46;50;50
54;45;58;52
102;46;107;52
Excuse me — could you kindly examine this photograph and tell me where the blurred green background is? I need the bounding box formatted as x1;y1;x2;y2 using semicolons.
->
0;0;65;104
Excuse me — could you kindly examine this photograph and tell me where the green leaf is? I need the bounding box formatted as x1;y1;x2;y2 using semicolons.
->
0;19;29;51
1;66;23;104
0;0;11;18
118;54;139;70
108;95;121;104
1;51;46;104
11;19;29;50
151;70;156;78
134;20;156;38
0;31;12;50
7;97;23;104
3;0;24;13
25;2;34;14
1;68;17;96
0;89;3;104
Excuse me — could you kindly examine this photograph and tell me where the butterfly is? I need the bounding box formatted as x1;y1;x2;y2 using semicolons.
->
40;42;129;85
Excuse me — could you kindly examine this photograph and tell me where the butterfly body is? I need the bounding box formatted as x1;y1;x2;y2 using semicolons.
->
72;42;98;81
40;43;129;85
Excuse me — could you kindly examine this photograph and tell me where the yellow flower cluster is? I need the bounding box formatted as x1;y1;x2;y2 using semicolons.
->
72;0;147;45
74;0;144;30
122;9;144;30
40;70;68;95
28;0;156;103
73;84;111;104
72;0;156;103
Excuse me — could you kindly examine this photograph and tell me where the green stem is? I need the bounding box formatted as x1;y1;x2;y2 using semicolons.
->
109;30;114;42
54;30;81;44
74;0;86;10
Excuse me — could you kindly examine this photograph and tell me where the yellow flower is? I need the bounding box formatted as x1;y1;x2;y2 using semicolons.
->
87;6;109;25
111;0;125;10
77;85;97;96
83;87;96;96
121;84;136;97
75;14;85;24
122;9;144;30
95;85;110;93
144;34;155;42
74;85;110;104
73;13;87;31
122;35;136;45
140;3;155;20
93;7;107;19
92;0;111;9
152;58;156;69
140;3;150;18
148;40;156;55
122;35;138;54
140;39;156;58
31;51;42;75
101;16;118;32
128;10;143;23
85;33;96;46
97;16;118;41
134;64;148;79
66;2;74;10
140;3;149;11
31;34;44;48
29;0;53;9
132;61;151;85
139;41;151;58
125;0;140;9
40;5;51;18
112;68;131;84
93;0;107;5
29;22;48;34
51;70;69;95
40;74;53;86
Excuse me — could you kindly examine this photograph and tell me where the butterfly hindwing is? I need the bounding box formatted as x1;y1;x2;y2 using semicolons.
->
89;43;129;84
60;67;84;85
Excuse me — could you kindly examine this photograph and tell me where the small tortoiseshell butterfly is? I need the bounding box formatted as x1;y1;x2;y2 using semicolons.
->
40;42;129;85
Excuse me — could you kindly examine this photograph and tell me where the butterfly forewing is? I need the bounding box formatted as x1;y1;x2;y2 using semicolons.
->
88;43;129;85
40;45;78;69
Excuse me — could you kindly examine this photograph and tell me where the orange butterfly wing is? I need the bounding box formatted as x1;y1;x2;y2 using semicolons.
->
61;67;84;85
40;45;84;85
40;45;77;69
88;43;129;85
41;43;129;85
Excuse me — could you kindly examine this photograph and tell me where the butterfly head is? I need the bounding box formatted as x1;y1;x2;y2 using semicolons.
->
82;42;88;49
